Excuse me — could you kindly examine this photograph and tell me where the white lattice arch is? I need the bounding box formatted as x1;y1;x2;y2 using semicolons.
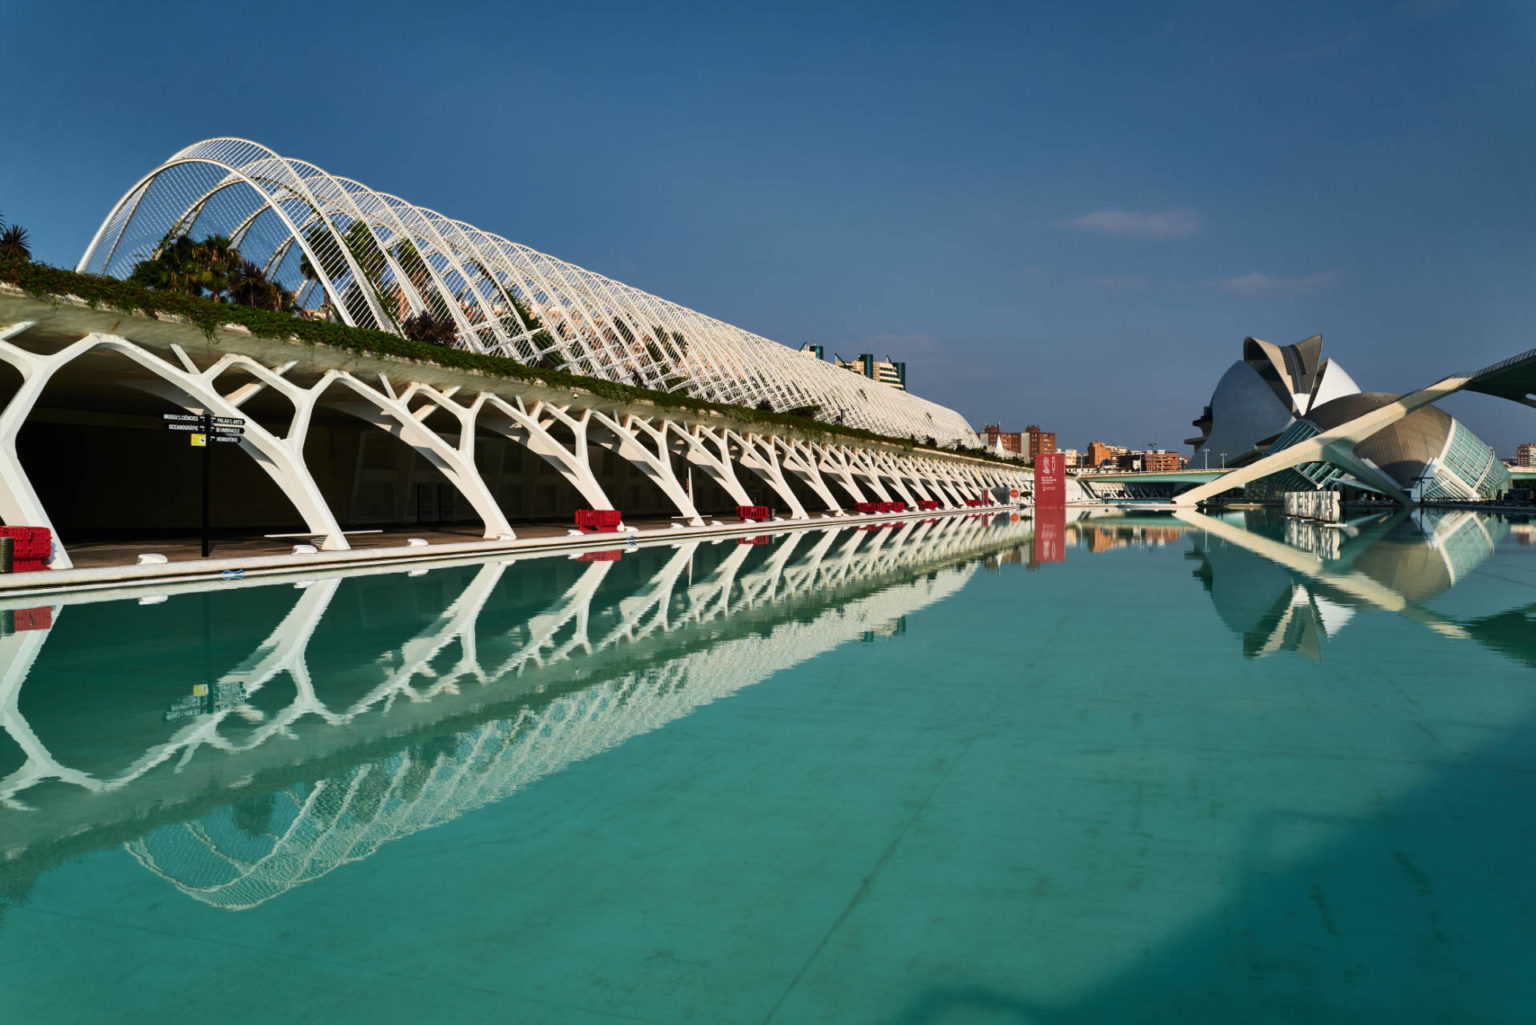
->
80;138;981;445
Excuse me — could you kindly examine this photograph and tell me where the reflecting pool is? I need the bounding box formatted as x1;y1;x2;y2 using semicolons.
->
1;510;1533;1024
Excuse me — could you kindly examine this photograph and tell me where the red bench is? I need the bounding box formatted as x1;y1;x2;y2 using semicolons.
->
574;509;623;533
735;505;771;522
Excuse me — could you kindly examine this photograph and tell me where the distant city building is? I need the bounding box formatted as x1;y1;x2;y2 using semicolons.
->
835;353;907;391
1142;451;1182;472
1519;442;1535;467
799;343;825;361
981;425;1023;454
1086;442;1117;469
1059;448;1080;468
1024;425;1056;459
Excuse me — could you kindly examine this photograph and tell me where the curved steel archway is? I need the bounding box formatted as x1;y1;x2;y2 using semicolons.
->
80;138;979;446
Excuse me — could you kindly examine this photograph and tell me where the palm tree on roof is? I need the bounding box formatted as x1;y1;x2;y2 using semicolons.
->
0;210;31;262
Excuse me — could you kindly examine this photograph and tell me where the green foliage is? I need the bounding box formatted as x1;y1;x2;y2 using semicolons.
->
0;224;30;262
402;309;457;346
228;259;293;313
0;257;1022;467
128;232;244;300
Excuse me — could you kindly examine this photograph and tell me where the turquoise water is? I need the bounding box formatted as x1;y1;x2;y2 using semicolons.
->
1;510;1533;1024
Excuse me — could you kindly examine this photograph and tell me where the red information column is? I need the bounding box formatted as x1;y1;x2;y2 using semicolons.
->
1034;453;1066;509
1032;453;1067;564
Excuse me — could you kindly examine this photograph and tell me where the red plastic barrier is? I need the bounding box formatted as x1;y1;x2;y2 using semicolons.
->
917;499;940;511
855;502;881;514
574;508;624;532
735;505;771;522
883;501;907;513
0;526;51;563
576;549;623;562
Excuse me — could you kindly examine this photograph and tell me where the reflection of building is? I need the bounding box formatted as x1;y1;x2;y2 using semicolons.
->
0;515;1031;912
1071;521;1189;553
1185;507;1514;660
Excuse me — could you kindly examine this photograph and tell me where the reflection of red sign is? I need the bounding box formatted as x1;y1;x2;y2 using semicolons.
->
1035;453;1066;509
1033;505;1066;564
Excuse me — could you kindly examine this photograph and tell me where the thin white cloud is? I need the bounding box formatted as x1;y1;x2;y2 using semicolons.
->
1218;270;1343;295
1066;208;1202;239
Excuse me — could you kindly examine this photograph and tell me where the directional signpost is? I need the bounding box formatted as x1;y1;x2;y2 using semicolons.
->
163;411;247;557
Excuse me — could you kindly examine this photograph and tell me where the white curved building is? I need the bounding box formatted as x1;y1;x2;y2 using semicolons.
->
78;138;976;446
1187;335;1359;467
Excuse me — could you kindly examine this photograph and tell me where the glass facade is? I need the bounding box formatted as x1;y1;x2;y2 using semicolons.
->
1439;421;1512;499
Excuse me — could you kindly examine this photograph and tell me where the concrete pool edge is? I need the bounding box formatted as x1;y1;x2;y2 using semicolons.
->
0;505;1024;605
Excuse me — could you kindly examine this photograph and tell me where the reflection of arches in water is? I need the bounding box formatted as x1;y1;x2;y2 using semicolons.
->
0;514;1030;909
1182;508;1515;661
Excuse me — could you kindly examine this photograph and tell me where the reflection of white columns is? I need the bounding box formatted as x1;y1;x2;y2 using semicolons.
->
507;559;615;671
0;612;92;808
601;543;697;648
363;561;509;708
0;513;1031;853
683;541;755;620
107;578;348;782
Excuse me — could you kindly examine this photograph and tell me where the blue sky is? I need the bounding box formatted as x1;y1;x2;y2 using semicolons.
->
2;0;1534;453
